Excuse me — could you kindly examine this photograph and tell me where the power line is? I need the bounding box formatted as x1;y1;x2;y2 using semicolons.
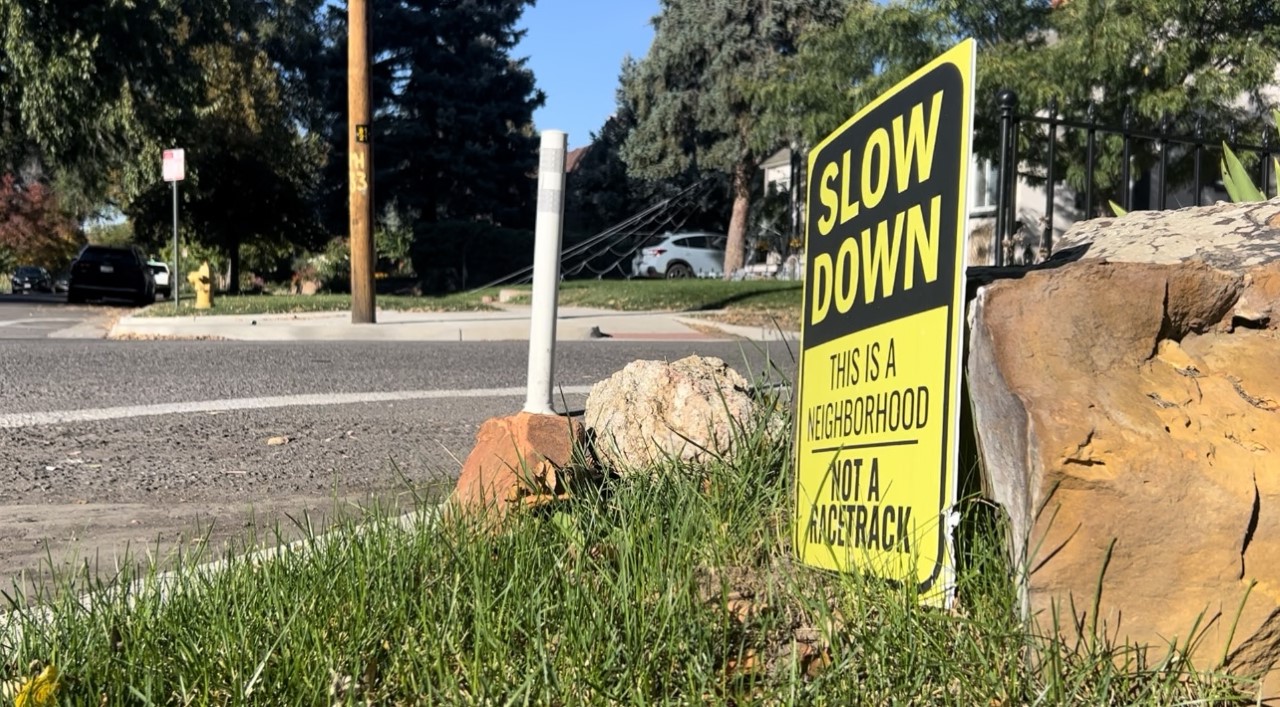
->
471;178;719;290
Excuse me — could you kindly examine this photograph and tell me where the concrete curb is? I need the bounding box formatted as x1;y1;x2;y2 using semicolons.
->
674;316;801;343
106;307;797;343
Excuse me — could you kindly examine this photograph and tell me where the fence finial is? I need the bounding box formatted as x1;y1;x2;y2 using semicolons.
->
998;89;1018;111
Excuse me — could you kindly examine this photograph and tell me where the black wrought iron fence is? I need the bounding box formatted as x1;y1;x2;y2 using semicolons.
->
993;88;1276;267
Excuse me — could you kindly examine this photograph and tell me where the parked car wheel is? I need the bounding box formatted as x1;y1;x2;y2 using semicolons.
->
665;262;694;279
67;287;85;304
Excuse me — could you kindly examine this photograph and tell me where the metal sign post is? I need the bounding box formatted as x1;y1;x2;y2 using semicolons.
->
163;149;185;306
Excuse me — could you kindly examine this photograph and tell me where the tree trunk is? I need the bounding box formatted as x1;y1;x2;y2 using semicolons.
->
228;234;241;295
724;161;752;278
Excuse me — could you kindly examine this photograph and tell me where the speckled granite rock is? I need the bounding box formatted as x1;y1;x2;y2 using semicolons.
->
1054;196;1280;270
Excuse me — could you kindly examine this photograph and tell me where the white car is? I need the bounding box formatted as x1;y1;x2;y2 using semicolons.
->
147;260;172;299
632;232;726;279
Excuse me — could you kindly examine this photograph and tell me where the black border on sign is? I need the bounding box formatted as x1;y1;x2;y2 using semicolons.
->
792;39;974;602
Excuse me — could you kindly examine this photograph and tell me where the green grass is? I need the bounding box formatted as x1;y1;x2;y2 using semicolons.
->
0;395;1257;704
547;279;802;313
136;279;805;322
135;292;500;318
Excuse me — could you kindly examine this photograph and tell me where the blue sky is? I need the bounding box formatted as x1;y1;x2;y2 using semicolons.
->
516;1;659;150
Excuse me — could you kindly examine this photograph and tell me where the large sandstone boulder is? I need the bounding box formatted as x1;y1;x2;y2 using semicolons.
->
584;356;756;472
969;197;1280;695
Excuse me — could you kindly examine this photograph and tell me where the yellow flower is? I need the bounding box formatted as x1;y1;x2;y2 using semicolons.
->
13;664;59;707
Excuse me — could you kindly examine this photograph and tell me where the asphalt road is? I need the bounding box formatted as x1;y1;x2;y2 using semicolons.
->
0;292;125;339
1;338;798;493
0;296;799;586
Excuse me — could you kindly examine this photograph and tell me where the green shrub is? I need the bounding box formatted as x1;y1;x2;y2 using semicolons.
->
309;237;351;293
84;220;134;247
1220;110;1280;202
376;202;415;276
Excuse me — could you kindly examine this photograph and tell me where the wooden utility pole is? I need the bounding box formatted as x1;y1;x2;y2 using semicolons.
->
348;0;376;323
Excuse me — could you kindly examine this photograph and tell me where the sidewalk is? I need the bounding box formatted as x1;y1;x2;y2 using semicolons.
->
109;304;801;343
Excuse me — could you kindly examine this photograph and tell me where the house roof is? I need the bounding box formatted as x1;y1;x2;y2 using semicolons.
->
759;147;793;171
565;146;592;173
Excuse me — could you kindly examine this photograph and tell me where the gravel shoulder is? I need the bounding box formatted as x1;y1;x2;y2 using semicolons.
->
0;400;491;592
0;495;398;599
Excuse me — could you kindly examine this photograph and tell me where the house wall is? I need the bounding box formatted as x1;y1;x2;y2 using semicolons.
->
762;163;791;192
965;144;1089;267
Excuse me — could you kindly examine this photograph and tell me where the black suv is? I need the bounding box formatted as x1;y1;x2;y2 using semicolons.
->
67;245;156;305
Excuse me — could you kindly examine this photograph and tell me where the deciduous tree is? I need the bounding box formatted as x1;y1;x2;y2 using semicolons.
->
125;18;329;291
751;1;957;151
757;0;1280;208
0;0;329;289
982;0;1280;203
0;174;83;272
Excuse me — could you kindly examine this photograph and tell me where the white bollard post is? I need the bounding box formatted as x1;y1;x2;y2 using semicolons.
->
524;130;567;415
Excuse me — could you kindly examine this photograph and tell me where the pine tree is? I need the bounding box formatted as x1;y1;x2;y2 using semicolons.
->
366;0;544;228
565;114;643;240
566;60;717;241
622;0;849;277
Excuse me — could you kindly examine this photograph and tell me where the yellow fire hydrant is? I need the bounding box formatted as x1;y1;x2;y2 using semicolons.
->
187;261;214;309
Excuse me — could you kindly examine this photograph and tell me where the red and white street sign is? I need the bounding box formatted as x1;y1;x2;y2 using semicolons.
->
162;149;185;182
